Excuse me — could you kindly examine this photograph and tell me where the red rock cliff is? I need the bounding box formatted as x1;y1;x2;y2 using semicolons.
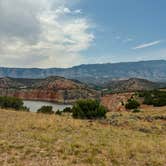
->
0;77;100;104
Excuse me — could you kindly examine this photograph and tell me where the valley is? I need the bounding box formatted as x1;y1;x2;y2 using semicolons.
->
0;64;166;166
0;75;165;112
1;1;166;165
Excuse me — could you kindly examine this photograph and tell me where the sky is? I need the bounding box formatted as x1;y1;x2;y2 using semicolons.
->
0;0;166;68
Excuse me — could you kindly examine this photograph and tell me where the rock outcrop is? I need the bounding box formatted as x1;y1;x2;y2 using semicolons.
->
101;93;134;112
0;77;100;104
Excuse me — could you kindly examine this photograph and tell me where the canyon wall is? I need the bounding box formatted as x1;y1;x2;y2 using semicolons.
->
0;77;100;104
0;88;99;104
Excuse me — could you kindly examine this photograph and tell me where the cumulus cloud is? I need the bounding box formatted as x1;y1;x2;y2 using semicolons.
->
0;0;94;68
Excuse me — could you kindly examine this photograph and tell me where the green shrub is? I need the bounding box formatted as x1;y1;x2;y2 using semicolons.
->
132;109;141;113
121;101;125;106
22;106;30;112
37;106;54;114
141;90;166;107
56;109;62;115
143;95;154;105
125;99;140;110
0;96;27;111
153;98;166;107
72;99;108;119
63;107;72;113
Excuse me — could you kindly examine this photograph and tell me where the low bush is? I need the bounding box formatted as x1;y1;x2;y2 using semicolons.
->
55;109;62;115
153;98;166;107
132;109;141;113
125;98;140;110
37;106;54;114
0;96;28;111
140;90;166;107
63;107;72;113
72;99;108;119
22;106;30;112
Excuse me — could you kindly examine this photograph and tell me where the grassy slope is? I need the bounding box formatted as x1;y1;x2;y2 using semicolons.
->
0;108;166;166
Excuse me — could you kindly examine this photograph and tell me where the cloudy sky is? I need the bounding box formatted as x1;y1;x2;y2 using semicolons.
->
0;0;166;68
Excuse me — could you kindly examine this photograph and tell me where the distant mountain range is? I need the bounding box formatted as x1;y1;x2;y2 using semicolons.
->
0;60;166;85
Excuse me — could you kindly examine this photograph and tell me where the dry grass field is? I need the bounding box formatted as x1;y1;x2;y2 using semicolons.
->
0;107;166;166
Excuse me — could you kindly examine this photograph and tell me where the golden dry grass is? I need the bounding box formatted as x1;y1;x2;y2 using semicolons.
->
0;107;166;166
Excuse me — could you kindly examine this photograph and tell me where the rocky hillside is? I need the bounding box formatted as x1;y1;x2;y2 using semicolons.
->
101;78;165;93
101;92;134;112
0;77;100;104
0;60;166;84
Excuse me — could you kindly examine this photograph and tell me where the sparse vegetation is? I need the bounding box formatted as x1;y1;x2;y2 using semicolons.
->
0;107;165;165
37;106;54;114
72;99;107;119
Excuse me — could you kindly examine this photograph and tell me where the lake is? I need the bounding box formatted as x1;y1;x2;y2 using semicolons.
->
24;100;72;112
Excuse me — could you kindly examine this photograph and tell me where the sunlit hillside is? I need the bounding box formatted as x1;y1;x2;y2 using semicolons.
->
0;107;165;166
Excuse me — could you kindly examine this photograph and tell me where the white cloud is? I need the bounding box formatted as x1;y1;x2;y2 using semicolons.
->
132;40;161;50
55;7;71;15
0;0;94;68
74;9;82;14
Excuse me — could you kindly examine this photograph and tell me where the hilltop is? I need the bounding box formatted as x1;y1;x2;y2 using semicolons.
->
0;60;166;84
0;77;99;104
101;78;166;93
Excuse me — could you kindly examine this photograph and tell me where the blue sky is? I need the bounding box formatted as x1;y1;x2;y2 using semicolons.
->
0;0;165;67
79;0;166;63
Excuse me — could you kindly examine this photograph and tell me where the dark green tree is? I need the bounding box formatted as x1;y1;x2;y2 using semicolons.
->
125;98;140;110
72;99;107;119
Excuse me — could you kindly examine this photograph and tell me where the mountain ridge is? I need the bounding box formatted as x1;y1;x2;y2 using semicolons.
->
0;60;166;84
100;78;166;93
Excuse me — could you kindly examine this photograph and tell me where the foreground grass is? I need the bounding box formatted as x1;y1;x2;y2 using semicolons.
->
0;108;165;166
